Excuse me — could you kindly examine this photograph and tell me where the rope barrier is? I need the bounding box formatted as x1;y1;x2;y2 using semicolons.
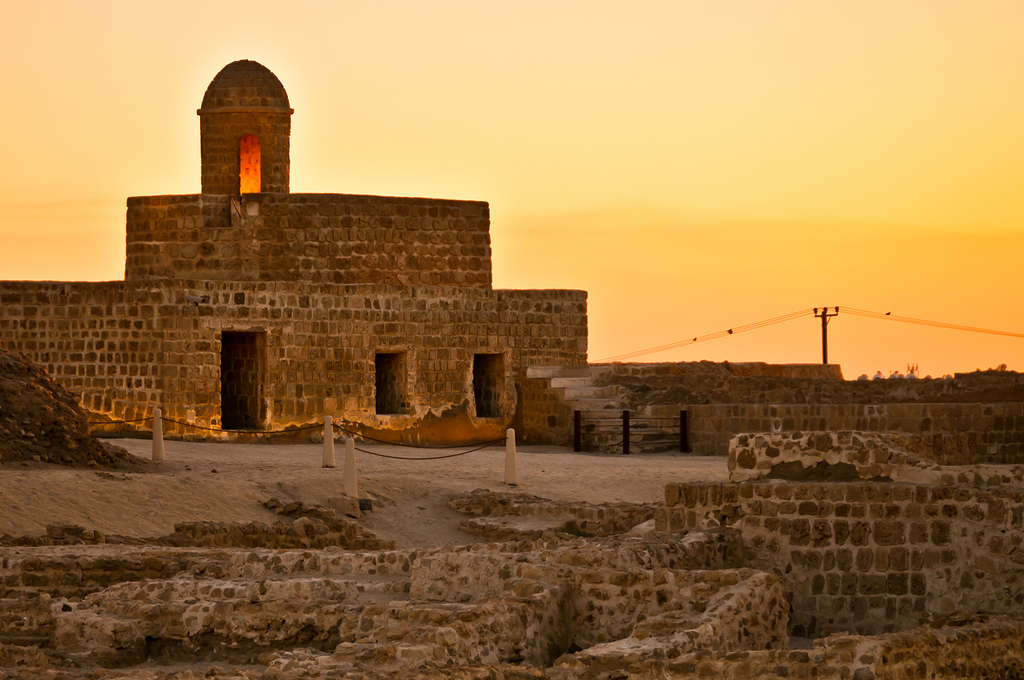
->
87;417;151;425
353;439;504;461
88;407;518;481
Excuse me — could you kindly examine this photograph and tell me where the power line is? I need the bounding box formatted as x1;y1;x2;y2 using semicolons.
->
842;307;1024;339
594;305;1024;364
594;308;815;362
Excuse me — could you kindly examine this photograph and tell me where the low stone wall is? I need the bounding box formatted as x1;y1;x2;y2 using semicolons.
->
3;533;1020;678
523;361;1024;455
728;431;969;483
595;361;1024;405
728;430;1024;488
0;642;48;670
411;548;788;670
658;480;1024;637
447;490;658;539
688;401;1024;463
602;616;1024;680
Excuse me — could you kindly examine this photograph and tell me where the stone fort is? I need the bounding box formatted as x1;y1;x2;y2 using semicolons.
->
0;60;588;443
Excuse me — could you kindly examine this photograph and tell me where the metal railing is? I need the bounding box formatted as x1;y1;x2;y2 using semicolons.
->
573;409;689;455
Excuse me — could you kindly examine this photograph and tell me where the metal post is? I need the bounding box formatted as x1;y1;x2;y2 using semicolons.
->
680;409;690;453
344;436;358;498
622;409;630;456
322;415;336;468
573;410;582;452
504;428;518;486
152;407;164;463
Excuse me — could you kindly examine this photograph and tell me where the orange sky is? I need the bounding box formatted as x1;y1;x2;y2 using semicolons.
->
1;1;1022;378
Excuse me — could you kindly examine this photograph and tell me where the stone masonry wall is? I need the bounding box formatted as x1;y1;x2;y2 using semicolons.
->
199;110;290;195
688;402;1024;463
0;280;587;443
727;430;993;485
522;361;1024;454
596;361;1024;404
520;375;577;446
610;618;1024;680
124;193;493;287
657;480;1024;637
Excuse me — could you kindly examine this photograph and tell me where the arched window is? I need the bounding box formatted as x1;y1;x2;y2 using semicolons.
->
239;134;261;193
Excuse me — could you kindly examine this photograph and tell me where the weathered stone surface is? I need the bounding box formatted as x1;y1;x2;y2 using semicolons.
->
726;430;1011;485
662;479;1024;637
448;489;657;540
0;347;138;468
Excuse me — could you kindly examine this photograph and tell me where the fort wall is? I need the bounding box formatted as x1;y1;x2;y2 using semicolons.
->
124;193;493;287
0;280;586;442
523;361;1024;457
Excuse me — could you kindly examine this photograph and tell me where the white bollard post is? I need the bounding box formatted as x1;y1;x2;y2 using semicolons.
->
505;428;518;486
344;436;358;498
322;415;336;468
152;407;165;463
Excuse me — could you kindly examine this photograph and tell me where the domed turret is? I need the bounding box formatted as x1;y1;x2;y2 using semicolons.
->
198;60;293;195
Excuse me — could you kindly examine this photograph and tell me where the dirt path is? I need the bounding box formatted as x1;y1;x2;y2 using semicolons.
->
0;440;728;548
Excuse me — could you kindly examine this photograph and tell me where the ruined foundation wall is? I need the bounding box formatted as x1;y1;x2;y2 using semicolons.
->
657;480;1024;637
124;193;493;287
618;618;1024;680
726;430;1023;485
0;280;587;442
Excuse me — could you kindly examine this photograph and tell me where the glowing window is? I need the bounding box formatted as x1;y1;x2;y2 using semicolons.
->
239;134;261;194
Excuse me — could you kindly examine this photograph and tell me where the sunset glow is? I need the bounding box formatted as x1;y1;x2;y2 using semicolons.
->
1;1;1021;378
239;135;261;195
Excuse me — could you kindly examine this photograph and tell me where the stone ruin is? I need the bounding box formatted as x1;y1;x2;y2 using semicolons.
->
0;346;136;469
2;56;1023;680
0;351;1020;676
2;438;1023;678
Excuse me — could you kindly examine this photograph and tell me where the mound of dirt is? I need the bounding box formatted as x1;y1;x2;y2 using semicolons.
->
0;347;139;467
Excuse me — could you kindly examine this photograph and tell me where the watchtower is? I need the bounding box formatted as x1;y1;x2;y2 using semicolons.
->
197;60;293;195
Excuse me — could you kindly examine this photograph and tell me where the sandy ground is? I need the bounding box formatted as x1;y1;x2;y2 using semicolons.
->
0;440;728;548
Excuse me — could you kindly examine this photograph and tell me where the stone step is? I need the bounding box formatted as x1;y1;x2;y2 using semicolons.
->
558;386;620;400
548;376;594;388
525;365;592;379
582;437;681;455
568;398;623;410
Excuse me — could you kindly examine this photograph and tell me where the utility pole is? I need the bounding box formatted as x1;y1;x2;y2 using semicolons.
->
814;307;839;365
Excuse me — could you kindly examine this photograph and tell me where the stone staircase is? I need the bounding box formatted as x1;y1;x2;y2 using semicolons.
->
525;366;684;454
